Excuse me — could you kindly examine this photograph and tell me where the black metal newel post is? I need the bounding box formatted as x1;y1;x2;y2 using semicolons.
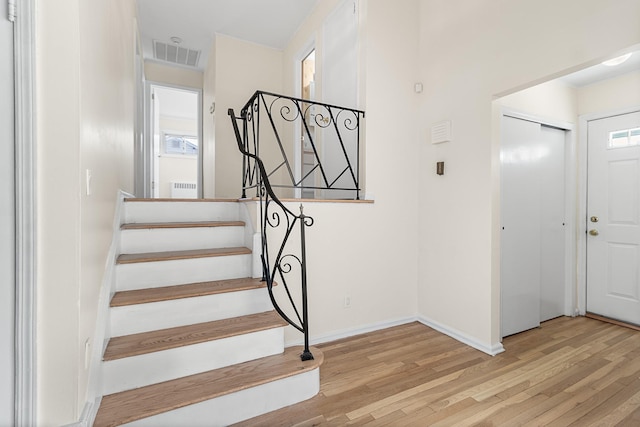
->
241;117;247;199
299;204;314;361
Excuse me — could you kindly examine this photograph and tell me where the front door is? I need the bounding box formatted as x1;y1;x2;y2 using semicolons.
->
587;110;640;326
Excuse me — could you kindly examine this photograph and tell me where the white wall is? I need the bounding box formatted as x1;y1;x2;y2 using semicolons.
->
144;61;203;89
417;0;640;351
36;0;137;424
578;70;640;116
159;156;198;197
496;80;578;124
203;42;217;197
214;35;284;198
259;198;419;347
359;0;420;326
283;0;341;99
266;0;420;344
158;116;198;198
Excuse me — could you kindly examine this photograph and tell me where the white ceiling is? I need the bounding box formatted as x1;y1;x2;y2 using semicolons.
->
559;48;640;87
136;0;320;71
136;1;639;86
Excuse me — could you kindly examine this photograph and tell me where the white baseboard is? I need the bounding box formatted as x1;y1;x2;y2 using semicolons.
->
286;315;504;357
80;190;128;427
285;316;417;348
63;397;100;427
417;315;505;356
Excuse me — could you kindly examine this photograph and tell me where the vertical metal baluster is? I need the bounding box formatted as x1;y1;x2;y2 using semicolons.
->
241;116;247;199
299;204;314;361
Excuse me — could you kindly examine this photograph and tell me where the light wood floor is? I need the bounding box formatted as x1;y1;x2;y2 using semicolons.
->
234;316;640;426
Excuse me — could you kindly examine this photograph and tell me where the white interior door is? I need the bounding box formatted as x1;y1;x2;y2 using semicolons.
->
1;2;15;423
147;84;201;199
539;125;567;322
587;111;640;326
501;116;566;337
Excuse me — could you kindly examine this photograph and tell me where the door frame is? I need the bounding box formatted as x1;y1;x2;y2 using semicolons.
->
293;38;316;199
577;105;640;316
133;19;145;197
499;108;577;338
144;81;203;198
13;0;37;424
1;1;16;424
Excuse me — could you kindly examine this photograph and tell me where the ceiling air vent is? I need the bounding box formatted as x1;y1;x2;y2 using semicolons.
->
153;40;200;68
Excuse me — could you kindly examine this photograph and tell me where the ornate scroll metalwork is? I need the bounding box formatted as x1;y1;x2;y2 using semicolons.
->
229;106;315;361
236;90;365;200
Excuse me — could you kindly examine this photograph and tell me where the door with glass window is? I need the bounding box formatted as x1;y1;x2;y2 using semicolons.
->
587;111;640;326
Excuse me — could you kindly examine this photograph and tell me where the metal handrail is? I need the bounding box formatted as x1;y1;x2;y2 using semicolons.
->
229;106;314;361
237;90;365;200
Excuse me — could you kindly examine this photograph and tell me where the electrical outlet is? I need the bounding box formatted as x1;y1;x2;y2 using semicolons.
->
344;295;351;308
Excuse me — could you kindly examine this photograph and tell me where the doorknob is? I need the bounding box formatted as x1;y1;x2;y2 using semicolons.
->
590;216;599;223
589;229;599;236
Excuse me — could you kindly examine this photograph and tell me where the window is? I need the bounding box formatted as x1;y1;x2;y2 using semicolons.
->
164;134;198;155
608;127;640;149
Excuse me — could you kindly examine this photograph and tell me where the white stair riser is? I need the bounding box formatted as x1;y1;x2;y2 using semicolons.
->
124;202;240;224
120;226;245;254
122;368;320;426
102;328;285;395
116;255;252;291
111;289;273;336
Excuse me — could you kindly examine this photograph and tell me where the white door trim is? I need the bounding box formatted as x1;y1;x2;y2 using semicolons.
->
144;81;204;198
133;19;145;197
500;108;578;334
292;38;316;199
577;105;640;316
14;0;37;424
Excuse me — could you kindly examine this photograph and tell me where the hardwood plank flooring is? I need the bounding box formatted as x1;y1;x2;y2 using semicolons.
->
233;317;640;426
586;312;640;332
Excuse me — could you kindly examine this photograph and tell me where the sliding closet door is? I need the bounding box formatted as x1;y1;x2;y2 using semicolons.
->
501;117;542;337
501;116;566;338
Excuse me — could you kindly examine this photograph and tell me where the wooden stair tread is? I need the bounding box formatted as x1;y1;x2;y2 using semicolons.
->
103;311;287;361
116;247;251;264
121;220;245;230
125;198;239;203
94;346;323;427
110;278;267;307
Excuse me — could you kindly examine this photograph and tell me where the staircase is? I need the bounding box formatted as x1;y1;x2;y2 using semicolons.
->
93;198;323;427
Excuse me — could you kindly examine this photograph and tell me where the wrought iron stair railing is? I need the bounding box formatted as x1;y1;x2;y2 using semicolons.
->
234;90;365;200
228;91;364;361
